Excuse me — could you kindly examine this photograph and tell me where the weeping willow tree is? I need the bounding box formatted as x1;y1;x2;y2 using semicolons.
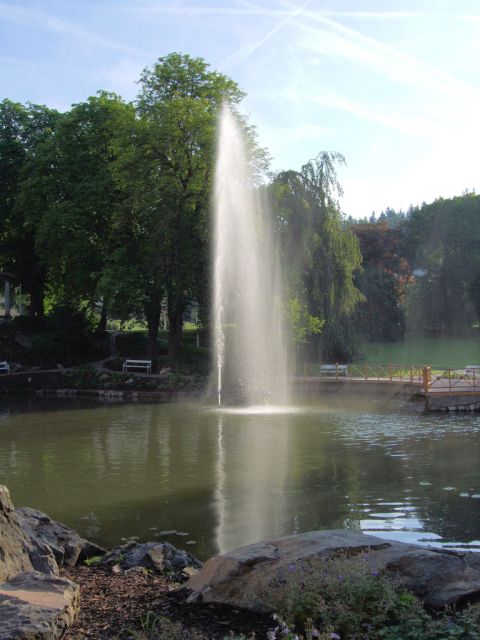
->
272;152;363;361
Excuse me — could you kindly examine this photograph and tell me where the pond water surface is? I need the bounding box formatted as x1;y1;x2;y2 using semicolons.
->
0;397;479;559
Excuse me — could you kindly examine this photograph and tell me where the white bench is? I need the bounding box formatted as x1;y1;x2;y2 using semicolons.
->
0;361;10;374
122;359;152;374
466;365;480;377
320;364;348;377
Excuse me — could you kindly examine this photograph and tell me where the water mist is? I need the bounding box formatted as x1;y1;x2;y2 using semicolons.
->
212;104;290;406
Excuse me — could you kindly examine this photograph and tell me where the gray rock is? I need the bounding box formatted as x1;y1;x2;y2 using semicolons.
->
101;541;202;580
187;529;480;611
0;486;34;582
16;506;105;570
0;571;79;640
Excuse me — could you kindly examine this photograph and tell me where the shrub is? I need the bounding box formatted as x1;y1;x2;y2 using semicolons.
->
12;315;47;335
259;552;480;640
29;305;104;365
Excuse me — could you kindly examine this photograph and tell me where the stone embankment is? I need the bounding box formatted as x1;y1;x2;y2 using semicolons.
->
0;486;202;639
426;393;480;412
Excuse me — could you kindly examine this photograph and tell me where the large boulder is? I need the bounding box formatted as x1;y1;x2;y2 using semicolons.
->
0;571;80;640
16;506;105;570
0;486;34;582
187;530;480;611
101;541;202;580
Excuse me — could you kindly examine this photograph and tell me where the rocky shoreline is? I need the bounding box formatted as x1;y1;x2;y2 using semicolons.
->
3;484;480;639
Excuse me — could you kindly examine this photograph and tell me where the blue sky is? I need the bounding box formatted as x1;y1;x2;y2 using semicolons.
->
1;0;480;217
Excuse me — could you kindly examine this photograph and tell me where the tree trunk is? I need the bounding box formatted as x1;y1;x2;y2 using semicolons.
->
29;288;44;317
98;301;108;332
146;304;161;361
168;296;184;359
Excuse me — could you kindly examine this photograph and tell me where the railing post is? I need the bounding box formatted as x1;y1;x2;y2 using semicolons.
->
335;362;338;379
410;365;413;383
388;363;392;383
422;366;431;394
448;368;451;391
364;363;368;381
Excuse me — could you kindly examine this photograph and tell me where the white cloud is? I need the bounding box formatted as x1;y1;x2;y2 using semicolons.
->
96;59;144;99
221;0;311;69
0;1;151;57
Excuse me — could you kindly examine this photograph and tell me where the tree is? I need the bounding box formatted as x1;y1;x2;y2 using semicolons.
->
352;221;411;341
273;152;363;361
112;53;248;358
18;93;136;328
403;194;480;335
0;100;60;315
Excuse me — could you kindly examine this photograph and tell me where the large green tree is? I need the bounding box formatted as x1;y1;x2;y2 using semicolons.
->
111;53;247;358
273;152;363;361
352;221;410;342
0;100;60;315
404;193;480;335
19;92;135;327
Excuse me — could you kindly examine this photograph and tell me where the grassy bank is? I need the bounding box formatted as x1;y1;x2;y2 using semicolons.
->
361;337;480;369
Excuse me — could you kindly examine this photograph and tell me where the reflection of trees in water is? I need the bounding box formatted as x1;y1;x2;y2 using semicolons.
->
1;404;480;554
0;404;219;556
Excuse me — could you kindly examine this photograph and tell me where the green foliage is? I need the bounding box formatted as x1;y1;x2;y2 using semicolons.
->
351;222;409;342
108;53;260;358
29;305;102;365
83;555;102;566
0;99;60;314
404;193;480;336
262;553;418;638
259;553;480;640
354;267;405;342
287;295;324;346
273;152;363;360
4;56;480;364
24;93;135;315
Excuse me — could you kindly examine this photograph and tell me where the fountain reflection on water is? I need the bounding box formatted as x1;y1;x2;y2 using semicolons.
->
212;104;290;407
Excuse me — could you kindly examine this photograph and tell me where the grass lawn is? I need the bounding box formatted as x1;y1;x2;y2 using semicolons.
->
360;336;480;369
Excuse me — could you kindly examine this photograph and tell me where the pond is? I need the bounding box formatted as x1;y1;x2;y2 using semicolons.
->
1;396;479;560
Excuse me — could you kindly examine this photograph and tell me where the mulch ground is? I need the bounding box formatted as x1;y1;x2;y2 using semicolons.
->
63;565;272;639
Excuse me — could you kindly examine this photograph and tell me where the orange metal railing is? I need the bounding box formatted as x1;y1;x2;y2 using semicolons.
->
301;363;480;395
303;363;425;383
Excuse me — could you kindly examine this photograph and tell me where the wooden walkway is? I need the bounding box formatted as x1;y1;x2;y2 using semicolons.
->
301;364;480;397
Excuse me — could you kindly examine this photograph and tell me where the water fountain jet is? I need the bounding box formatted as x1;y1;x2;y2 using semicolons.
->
212;105;290;406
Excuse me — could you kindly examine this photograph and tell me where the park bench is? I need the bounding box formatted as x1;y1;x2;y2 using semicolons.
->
122;359;152;374
0;361;10;374
466;365;480;377
320;364;348;377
